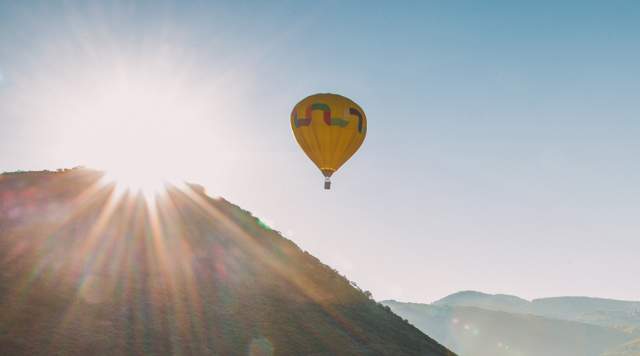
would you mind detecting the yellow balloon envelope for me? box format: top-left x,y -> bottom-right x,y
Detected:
291,93 -> 367,189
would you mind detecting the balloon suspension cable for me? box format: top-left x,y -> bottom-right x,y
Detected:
324,177 -> 331,190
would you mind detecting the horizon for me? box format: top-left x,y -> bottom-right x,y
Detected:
1,0 -> 639,304
384,290 -> 640,304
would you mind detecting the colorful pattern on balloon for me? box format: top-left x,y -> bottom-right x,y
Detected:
293,102 -> 365,133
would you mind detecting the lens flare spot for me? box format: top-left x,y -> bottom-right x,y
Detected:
248,337 -> 273,356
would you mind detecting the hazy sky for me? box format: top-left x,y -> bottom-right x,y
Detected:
1,0 -> 639,303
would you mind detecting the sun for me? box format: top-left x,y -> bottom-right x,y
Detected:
52,57 -> 220,198
96,134 -> 188,199
20,47 -> 234,195
102,165 -> 169,197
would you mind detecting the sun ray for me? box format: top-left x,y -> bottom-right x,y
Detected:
173,185 -> 364,340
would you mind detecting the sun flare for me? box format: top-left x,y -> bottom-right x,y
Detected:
47,59 -> 224,198
98,151 -> 192,204
102,166 -> 169,197
12,40 -> 239,192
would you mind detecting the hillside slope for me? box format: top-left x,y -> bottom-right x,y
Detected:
0,169 -> 454,356
383,300 -> 636,356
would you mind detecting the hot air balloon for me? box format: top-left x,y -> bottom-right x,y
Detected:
291,93 -> 367,189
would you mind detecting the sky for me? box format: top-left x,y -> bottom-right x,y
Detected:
1,0 -> 639,303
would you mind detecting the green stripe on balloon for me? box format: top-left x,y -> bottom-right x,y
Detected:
311,103 -> 330,111
330,118 -> 349,127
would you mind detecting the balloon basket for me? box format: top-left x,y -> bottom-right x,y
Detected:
324,177 -> 331,190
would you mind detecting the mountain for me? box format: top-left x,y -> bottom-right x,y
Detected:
433,291 -> 640,330
0,169 -> 455,356
530,297 -> 640,329
433,291 -> 530,314
384,291 -> 640,356
383,300 -> 637,356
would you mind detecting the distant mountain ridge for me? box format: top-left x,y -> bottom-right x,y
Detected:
383,300 -> 635,356
433,291 -> 530,314
383,291 -> 640,356
433,290 -> 640,328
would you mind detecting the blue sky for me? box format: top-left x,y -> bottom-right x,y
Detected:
1,0 -> 639,302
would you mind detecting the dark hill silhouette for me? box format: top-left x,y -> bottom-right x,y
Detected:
0,169 -> 454,356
